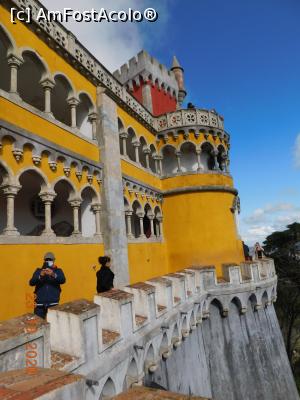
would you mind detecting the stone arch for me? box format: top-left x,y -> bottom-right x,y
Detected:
123,357 -> 139,389
0,23 -> 17,53
0,161 -> 15,234
18,49 -> 48,111
52,178 -> 76,237
171,323 -> 181,348
217,144 -> 227,171
149,144 -> 157,173
80,186 -> 98,237
139,136 -> 148,168
15,169 -> 48,235
126,127 -> 137,162
51,73 -> 75,126
124,196 -> 130,212
209,298 -> 224,316
0,160 -> 14,185
153,205 -> 162,237
145,343 -> 155,364
99,377 -> 116,400
230,296 -> 243,312
77,92 -> 95,139
0,24 -> 17,92
180,141 -> 197,172
200,141 -> 215,171
118,118 -> 126,155
131,199 -> 142,238
15,166 -> 48,188
261,290 -> 269,306
161,144 -> 177,176
190,310 -> 196,329
143,202 -> 152,238
248,293 -> 258,309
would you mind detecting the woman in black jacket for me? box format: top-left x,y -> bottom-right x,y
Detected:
96,256 -> 115,293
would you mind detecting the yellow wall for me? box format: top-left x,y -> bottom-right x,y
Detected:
0,243 -> 104,320
0,98 -> 100,164
163,190 -> 244,276
128,242 -> 169,283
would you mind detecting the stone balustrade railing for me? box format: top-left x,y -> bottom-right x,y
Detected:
155,109 -> 225,133
0,258 -> 277,399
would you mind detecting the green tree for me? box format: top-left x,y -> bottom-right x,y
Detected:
264,223 -> 300,380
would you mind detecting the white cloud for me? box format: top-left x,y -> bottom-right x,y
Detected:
41,0 -> 169,71
241,202 -> 300,245
294,133 -> 300,168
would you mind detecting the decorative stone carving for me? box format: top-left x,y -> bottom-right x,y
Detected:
12,148 -> 23,161
32,155 -> 42,166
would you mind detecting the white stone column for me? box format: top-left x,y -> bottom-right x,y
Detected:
120,132 -> 128,156
133,141 -> 140,163
69,198 -> 82,236
157,216 -> 163,238
39,191 -> 56,236
1,184 -> 21,236
7,54 -> 23,95
148,213 -> 155,238
175,151 -> 182,173
125,211 -> 134,239
137,212 -> 145,238
96,86 -> 129,286
196,149 -> 204,172
40,78 -> 55,115
144,148 -> 151,169
88,112 -> 98,140
212,149 -> 220,171
67,97 -> 80,128
91,203 -> 102,239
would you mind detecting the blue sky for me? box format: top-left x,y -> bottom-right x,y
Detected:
43,0 -> 300,244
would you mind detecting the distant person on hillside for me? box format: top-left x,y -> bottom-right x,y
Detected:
254,242 -> 264,259
242,241 -> 250,260
96,256 -> 115,293
29,252 -> 66,319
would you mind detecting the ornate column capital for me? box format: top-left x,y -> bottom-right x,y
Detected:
137,212 -> 145,219
7,54 -> 23,68
40,77 -> 55,90
133,141 -> 140,148
143,147 -> 151,155
1,184 -> 21,196
125,210 -> 133,216
67,96 -> 80,107
39,190 -> 56,203
91,203 -> 101,213
69,198 -> 82,208
147,213 -> 155,220
120,132 -> 128,140
87,112 -> 98,123
175,151 -> 182,157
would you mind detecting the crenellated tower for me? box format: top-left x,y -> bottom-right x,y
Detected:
113,50 -> 186,115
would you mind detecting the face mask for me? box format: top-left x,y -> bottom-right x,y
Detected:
46,261 -> 54,267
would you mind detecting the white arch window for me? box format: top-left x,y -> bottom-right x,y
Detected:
161,145 -> 177,175
80,186 -> 97,237
18,51 -> 46,112
126,128 -> 137,162
0,27 -> 13,92
76,93 -> 95,139
180,142 -> 198,172
200,142 -> 215,171
51,74 -> 73,126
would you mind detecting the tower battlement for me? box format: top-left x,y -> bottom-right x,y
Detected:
114,50 -> 178,96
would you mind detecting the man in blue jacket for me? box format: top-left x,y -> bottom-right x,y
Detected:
29,252 -> 66,319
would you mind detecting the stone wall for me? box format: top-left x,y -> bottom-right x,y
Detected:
0,258 -> 298,400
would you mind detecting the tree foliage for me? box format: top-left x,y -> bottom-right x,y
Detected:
263,223 -> 300,374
